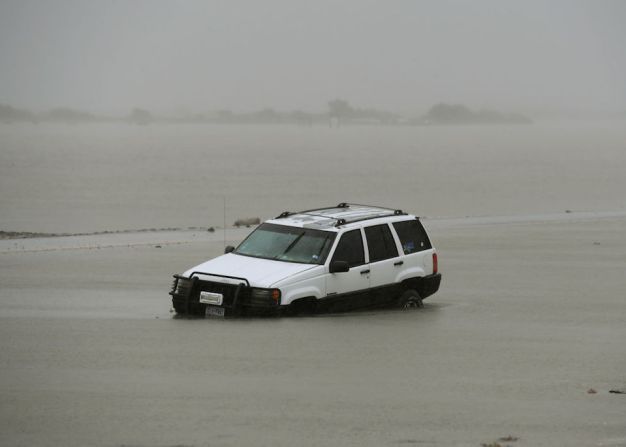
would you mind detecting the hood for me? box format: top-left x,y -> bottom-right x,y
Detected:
183,253 -> 317,288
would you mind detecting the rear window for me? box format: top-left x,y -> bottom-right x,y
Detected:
393,219 -> 432,254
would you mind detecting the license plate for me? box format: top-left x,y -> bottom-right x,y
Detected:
199,291 -> 223,305
205,306 -> 225,318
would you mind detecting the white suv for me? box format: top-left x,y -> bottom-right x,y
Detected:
170,203 -> 441,317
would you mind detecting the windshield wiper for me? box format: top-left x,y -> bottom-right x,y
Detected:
278,232 -> 305,257
314,234 -> 331,259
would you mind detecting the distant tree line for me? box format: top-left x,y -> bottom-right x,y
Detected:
1,101 -> 532,126
43,108 -> 97,123
328,99 -> 399,126
0,103 -> 37,123
0,103 -> 153,125
417,103 -> 532,125
0,103 -> 104,124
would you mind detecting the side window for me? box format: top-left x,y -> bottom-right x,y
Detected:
365,224 -> 399,263
331,230 -> 365,267
393,220 -> 432,254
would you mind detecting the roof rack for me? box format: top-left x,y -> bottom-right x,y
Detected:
336,202 -> 404,213
333,210 -> 406,227
275,204 -> 344,219
275,202 -> 407,227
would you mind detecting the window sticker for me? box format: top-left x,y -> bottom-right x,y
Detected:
403,241 -> 415,254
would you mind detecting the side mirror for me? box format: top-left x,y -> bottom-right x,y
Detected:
224,245 -> 235,254
329,260 -> 349,273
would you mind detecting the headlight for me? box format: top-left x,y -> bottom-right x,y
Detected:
250,288 -> 281,304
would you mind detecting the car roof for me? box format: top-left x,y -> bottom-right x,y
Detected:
264,203 -> 417,231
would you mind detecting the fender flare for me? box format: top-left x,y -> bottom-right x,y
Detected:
394,266 -> 426,285
281,285 -> 323,306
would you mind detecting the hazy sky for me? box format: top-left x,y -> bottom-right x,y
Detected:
1,0 -> 625,114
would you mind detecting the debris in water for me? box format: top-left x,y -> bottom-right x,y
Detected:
155,245 -> 162,248
587,388 -> 597,394
234,217 -> 261,228
499,435 -> 519,442
609,389 -> 625,394
207,227 -> 215,232
593,241 -> 601,245
565,209 -> 572,213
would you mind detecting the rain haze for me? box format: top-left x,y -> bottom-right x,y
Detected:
1,2 -> 626,447
1,0 -> 625,114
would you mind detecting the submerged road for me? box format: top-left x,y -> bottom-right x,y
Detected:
3,209 -> 626,254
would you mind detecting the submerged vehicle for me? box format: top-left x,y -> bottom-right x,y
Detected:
170,203 -> 441,317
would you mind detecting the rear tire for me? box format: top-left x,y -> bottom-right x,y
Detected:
396,289 -> 423,310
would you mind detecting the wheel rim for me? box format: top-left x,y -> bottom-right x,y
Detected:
402,299 -> 421,310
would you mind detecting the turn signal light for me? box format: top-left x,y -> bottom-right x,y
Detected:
271,288 -> 281,303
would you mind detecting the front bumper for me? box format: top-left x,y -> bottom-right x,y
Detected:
169,274 -> 279,316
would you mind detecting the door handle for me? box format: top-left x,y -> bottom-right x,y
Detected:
360,269 -> 370,275
394,261 -> 404,266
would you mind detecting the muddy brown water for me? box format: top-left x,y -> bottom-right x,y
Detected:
2,121 -> 626,234
1,217 -> 626,446
2,122 -> 626,446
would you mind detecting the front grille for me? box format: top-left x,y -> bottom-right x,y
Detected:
170,274 -> 277,316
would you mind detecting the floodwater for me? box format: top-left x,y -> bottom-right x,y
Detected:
1,122 -> 626,446
1,121 -> 626,233
1,219 -> 626,447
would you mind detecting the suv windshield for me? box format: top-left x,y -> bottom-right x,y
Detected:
235,223 -> 336,265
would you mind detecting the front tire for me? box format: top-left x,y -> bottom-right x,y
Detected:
286,298 -> 318,316
396,289 -> 423,310
172,299 -> 205,316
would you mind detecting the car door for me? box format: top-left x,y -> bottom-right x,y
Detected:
364,223 -> 402,305
325,229 -> 370,310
